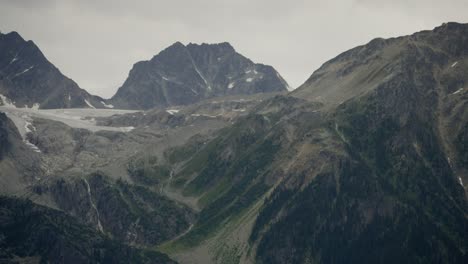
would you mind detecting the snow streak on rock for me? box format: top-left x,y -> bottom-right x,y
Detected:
83,178 -> 104,232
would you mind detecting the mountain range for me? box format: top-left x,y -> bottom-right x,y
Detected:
0,22 -> 467,264
0,32 -> 288,110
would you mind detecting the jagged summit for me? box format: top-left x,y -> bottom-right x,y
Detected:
109,41 -> 288,109
186,42 -> 236,53
3,31 -> 24,41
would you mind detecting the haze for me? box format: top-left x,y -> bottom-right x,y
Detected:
1,0 -> 467,98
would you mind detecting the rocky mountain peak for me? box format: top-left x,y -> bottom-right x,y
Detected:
153,41 -> 187,59
109,41 -> 288,109
186,42 -> 236,54
2,31 -> 24,42
0,31 -> 104,109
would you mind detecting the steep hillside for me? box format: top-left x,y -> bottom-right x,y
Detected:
30,171 -> 196,247
0,112 -> 43,194
109,42 -> 288,109
252,22 -> 468,264
158,23 -> 468,264
292,21 -> 468,186
0,196 -> 175,264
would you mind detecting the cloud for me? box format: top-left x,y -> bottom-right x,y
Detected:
0,0 -> 467,97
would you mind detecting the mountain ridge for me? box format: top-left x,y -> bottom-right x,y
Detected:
0,31 -> 106,109
109,41 -> 289,109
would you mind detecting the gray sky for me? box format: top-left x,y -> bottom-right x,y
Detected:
1,0 -> 467,98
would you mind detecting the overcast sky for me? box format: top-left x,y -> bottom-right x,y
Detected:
1,0 -> 467,98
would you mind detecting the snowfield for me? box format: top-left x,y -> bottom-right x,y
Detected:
0,106 -> 139,135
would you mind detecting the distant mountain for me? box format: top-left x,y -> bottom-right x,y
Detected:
0,31 -> 105,109
109,42 -> 289,109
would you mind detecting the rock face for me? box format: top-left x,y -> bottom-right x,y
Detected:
0,113 -> 12,160
109,42 -> 289,109
0,31 -> 104,109
35,172 -> 196,247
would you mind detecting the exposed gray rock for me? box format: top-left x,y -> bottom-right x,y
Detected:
109,42 -> 288,109
0,31 -> 104,109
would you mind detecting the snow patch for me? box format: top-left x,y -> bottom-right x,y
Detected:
0,107 -> 139,134
9,54 -> 18,65
24,120 -> 36,134
100,101 -> 114,108
451,61 -> 458,67
246,69 -> 259,75
192,62 -> 211,90
452,88 -> 463,95
232,108 -> 246,112
191,113 -> 220,118
24,140 -> 41,153
459,177 -> 464,187
22,118 -> 41,153
0,94 -> 16,108
119,126 -> 135,132
228,82 -> 235,89
31,103 -> 40,110
217,57 -> 221,61
191,88 -> 199,95
84,99 -> 96,109
162,76 -> 170,81
68,94 -> 71,101
166,109 -> 180,115
12,66 -> 34,78
246,78 -> 254,82
23,103 -> 40,110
